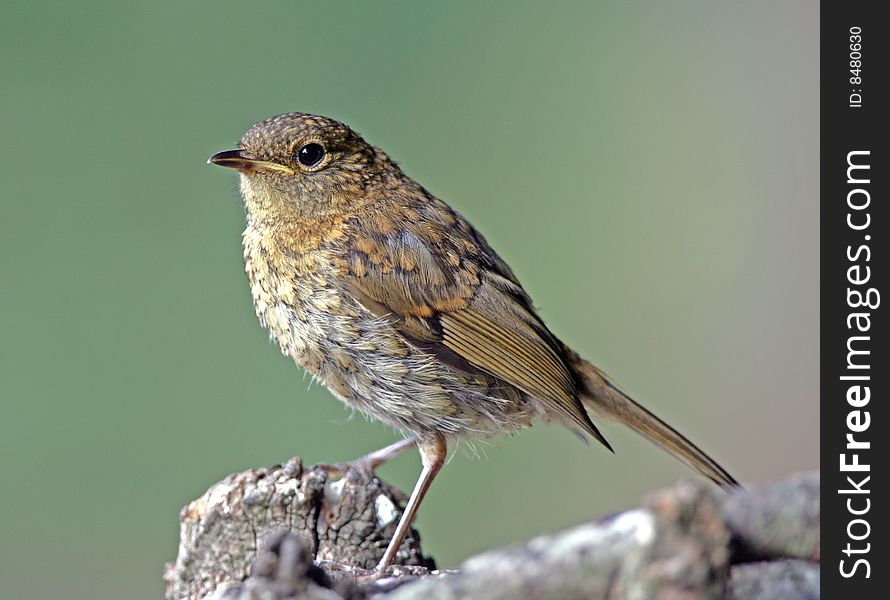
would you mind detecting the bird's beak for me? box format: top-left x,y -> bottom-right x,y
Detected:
207,149 -> 294,175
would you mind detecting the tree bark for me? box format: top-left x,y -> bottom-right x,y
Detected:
163,458 -> 433,600
165,462 -> 819,600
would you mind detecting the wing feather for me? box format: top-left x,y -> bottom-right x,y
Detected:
341,200 -> 607,444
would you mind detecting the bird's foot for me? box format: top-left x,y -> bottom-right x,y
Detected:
317,457 -> 377,479
353,567 -> 386,583
317,436 -> 418,480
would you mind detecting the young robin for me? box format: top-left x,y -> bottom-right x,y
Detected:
208,112 -> 738,573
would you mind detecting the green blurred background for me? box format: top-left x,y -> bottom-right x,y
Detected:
1,2 -> 817,598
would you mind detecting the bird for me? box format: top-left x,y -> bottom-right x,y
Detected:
208,112 -> 738,574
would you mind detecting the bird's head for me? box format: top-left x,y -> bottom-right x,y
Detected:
209,112 -> 392,221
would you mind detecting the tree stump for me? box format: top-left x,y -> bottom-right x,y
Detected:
165,460 -> 819,600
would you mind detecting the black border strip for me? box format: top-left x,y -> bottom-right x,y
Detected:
821,1 -> 887,595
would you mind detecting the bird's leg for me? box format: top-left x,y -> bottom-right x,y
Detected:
375,433 -> 446,572
320,435 -> 418,478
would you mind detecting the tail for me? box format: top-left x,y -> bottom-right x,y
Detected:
567,350 -> 739,488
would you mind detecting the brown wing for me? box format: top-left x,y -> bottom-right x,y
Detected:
341,198 -> 608,446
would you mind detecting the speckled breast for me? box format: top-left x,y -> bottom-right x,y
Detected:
241,223 -> 539,437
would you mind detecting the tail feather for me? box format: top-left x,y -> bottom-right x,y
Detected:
569,352 -> 739,488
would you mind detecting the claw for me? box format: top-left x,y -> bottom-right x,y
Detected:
317,436 -> 418,479
317,458 -> 376,479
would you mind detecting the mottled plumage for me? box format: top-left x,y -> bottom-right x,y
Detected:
209,112 -> 738,574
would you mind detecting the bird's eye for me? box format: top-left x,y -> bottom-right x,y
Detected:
297,143 -> 325,167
